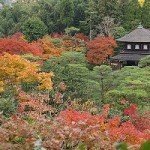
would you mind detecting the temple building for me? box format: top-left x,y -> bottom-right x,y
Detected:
111,25 -> 150,68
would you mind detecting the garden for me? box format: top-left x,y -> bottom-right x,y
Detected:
0,0 -> 150,150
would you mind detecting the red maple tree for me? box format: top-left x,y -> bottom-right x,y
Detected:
0,36 -> 43,56
86,36 -> 117,65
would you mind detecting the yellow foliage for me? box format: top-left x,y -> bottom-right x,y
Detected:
0,81 -> 4,92
138,0 -> 145,7
37,72 -> 54,90
0,53 -> 54,92
68,99 -> 98,114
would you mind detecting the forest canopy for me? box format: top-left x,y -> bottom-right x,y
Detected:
0,0 -> 150,39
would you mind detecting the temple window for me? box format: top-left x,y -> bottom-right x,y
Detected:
127,44 -> 131,49
143,44 -> 148,50
135,44 -> 140,50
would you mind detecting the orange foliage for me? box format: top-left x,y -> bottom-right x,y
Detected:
0,53 -> 53,92
10,32 -> 25,41
75,33 -> 89,42
86,36 -> 117,65
37,36 -> 63,59
63,39 -> 75,50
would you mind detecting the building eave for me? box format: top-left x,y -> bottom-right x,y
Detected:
110,54 -> 149,62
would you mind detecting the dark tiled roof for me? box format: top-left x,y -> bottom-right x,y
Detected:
117,26 -> 150,43
120,50 -> 150,55
111,53 -> 149,61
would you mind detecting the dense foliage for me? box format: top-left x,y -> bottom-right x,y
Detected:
0,1 -> 149,149
0,31 -> 149,150
106,66 -> 150,106
0,102 -> 149,150
0,0 -> 150,38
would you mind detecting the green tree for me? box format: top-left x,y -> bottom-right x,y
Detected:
37,0 -> 62,34
0,2 -> 37,37
42,51 -> 100,101
65,26 -> 80,36
93,65 -> 112,104
112,26 -> 127,39
22,17 -> 48,41
120,0 -> 150,31
72,0 -> 86,27
59,0 -> 74,27
0,6 -> 15,37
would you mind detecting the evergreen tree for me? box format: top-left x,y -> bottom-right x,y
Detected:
59,0 -> 75,27
22,17 -> 48,42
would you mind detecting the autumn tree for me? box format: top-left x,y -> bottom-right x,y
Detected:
86,36 -> 117,65
0,53 -> 53,94
37,36 -> 63,59
0,36 -> 43,56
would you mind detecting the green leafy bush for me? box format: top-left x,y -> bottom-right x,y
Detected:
106,66 -> 150,106
51,38 -> 63,48
65,26 -> 80,36
138,55 -> 150,68
116,140 -> 150,150
0,97 -> 17,116
21,54 -> 41,62
22,17 -> 48,42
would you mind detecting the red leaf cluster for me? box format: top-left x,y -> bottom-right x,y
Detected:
55,108 -> 150,147
124,104 -> 137,116
0,104 -> 149,149
10,32 -> 24,40
57,109 -> 105,126
0,37 -> 43,56
86,36 -> 117,65
17,91 -> 53,114
124,104 -> 150,132
51,32 -> 64,38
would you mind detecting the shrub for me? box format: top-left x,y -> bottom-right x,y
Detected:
0,97 -> 17,116
37,36 -> 63,59
65,26 -> 80,36
50,38 -> 63,48
138,55 -> 150,68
